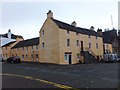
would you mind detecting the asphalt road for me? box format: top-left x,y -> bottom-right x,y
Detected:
1,62 -> 120,89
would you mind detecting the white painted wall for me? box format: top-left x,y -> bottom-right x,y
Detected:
0,37 -> 16,46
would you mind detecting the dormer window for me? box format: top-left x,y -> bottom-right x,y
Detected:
42,42 -> 44,48
89,43 -> 91,48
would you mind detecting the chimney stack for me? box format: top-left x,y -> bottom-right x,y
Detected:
71,21 -> 76,27
90,26 -> 95,31
8,29 -> 11,39
97,28 -> 103,36
47,10 -> 53,18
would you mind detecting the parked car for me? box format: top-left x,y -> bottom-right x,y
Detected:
7,56 -> 21,63
104,53 -> 119,63
116,55 -> 120,62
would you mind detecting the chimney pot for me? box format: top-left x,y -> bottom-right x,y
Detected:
90,26 -> 94,30
71,21 -> 76,27
47,10 -> 53,18
97,28 -> 103,36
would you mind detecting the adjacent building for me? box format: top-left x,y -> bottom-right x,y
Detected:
1,29 -> 23,60
102,29 -> 118,54
0,29 -> 23,46
1,11 -> 118,64
11,37 -> 39,62
39,10 -> 103,64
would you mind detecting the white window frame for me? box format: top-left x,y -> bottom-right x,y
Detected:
96,43 -> 98,49
89,43 -> 91,48
64,54 -> 68,61
42,42 -> 44,49
77,40 -> 79,47
22,55 -> 24,61
36,54 -> 38,61
67,39 -> 70,47
64,53 -> 71,62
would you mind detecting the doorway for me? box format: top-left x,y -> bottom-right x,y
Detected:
65,52 -> 72,64
69,54 -> 72,64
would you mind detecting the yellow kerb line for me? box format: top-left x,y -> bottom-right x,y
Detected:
1,73 -> 80,90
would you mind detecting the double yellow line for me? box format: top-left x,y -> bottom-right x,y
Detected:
0,73 -> 80,90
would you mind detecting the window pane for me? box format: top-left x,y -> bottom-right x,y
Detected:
96,43 -> 98,49
77,40 -> 79,46
42,30 -> 44,36
64,54 -> 67,60
89,43 -> 91,48
67,39 -> 70,46
42,42 -> 44,48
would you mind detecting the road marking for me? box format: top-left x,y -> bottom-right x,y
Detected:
1,73 -> 80,90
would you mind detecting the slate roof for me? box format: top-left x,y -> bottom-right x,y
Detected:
103,29 -> 117,44
12,37 -> 39,49
52,18 -> 101,37
0,33 -> 23,39
2,41 -> 16,47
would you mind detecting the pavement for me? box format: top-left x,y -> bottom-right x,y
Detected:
1,62 -> 120,89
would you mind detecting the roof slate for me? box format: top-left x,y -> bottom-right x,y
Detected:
52,18 -> 101,37
12,37 -> 39,49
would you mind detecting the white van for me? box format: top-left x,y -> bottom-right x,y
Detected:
104,53 -> 119,62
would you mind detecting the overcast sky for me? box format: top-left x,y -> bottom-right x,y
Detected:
0,0 -> 119,39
